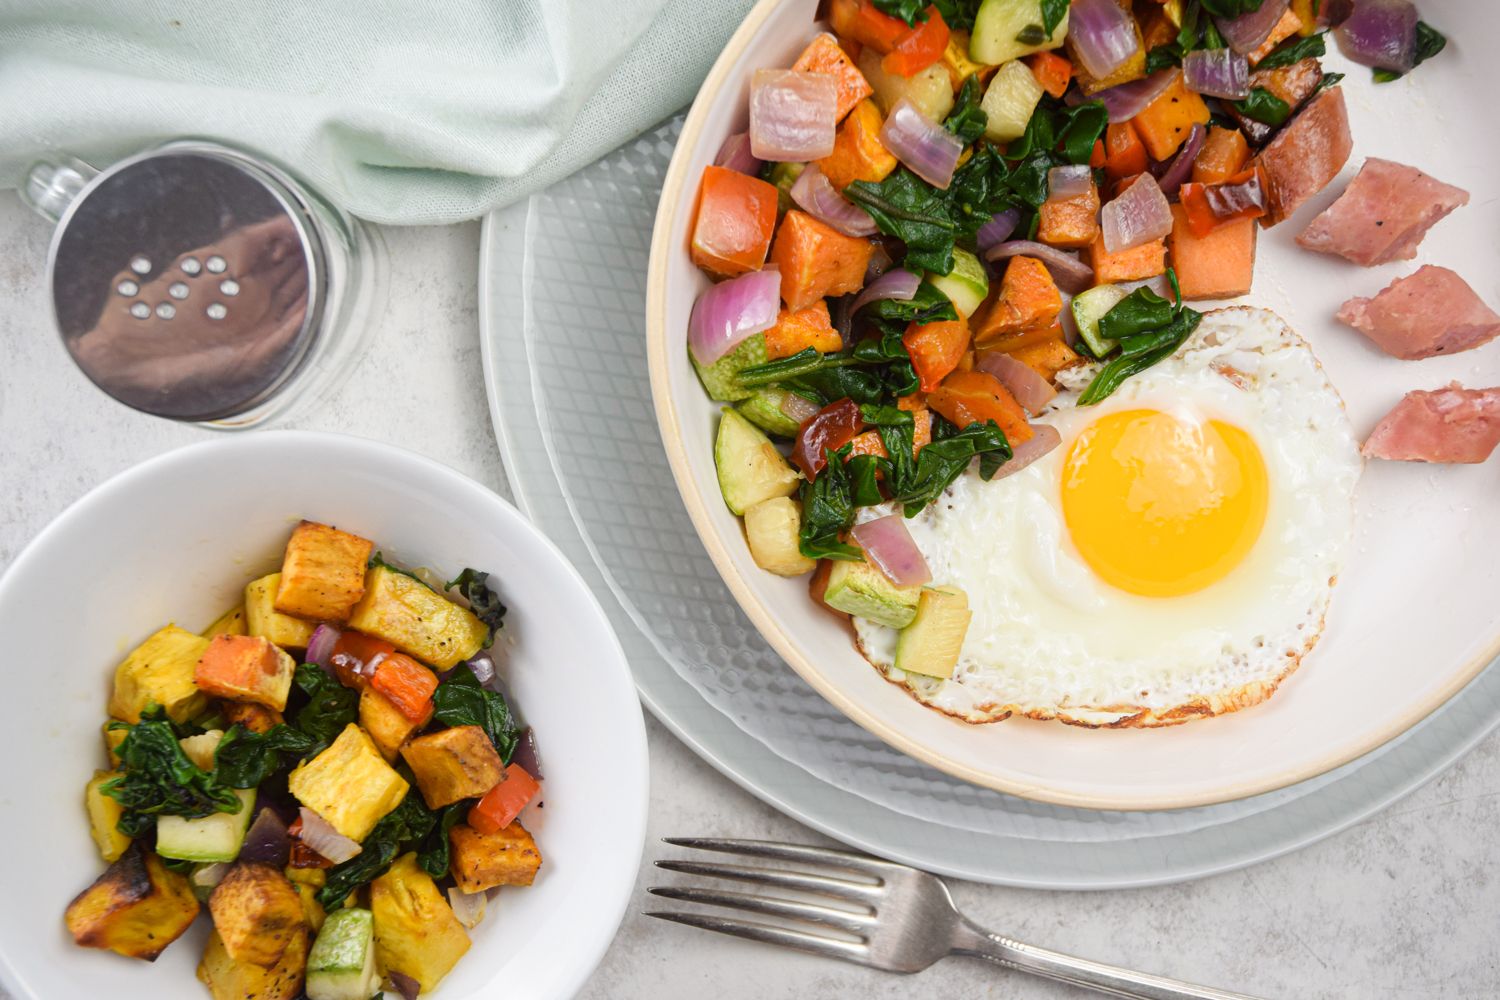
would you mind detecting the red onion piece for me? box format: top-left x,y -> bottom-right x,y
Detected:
389,972 -> 421,1000
511,727 -> 545,781
238,808 -> 291,867
305,624 -> 340,668
985,242 -> 1094,294
779,391 -> 822,425
864,241 -> 894,283
1068,0 -> 1142,79
464,651 -> 496,685
1182,48 -> 1250,100
1318,0 -> 1355,28
850,267 -> 920,313
1074,70 -> 1177,123
447,887 -> 487,929
1047,165 -> 1094,201
714,132 -> 762,176
688,269 -> 781,365
1217,0 -> 1291,54
1334,0 -> 1417,72
977,209 -> 1021,253
851,514 -> 932,588
750,69 -> 838,161
975,351 -> 1058,413
879,98 -> 964,190
992,424 -> 1063,479
1102,174 -> 1172,253
297,807 -> 361,865
790,164 -> 878,237
1153,123 -> 1207,197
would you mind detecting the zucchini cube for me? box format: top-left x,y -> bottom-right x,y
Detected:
108,624 -> 211,724
274,521 -> 374,623
288,724 -> 409,842
400,725 -> 504,809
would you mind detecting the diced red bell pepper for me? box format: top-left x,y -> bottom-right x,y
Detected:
792,398 -> 865,479
328,630 -> 396,689
468,763 -> 542,835
882,6 -> 948,77
829,0 -> 909,54
903,318 -> 971,393
369,653 -> 439,725
286,818 -> 334,869
1179,168 -> 1268,238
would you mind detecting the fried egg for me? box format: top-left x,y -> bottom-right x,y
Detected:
854,307 -> 1363,727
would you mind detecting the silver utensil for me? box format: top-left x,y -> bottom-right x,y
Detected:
648,838 -> 1264,1000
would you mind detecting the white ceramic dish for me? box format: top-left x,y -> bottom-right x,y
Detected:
0,431 -> 648,1000
647,0 -> 1500,810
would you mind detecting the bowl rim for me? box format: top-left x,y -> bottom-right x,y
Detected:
643,0 -> 1500,811
0,429 -> 649,1000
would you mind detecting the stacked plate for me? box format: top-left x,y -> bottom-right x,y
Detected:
478,116 -> 1500,889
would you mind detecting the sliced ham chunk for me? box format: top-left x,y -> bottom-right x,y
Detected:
1297,159 -> 1470,265
1254,86 -> 1352,227
1337,266 -> 1500,360
1363,384 -> 1500,464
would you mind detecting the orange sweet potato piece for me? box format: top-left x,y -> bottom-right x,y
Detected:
1167,204 -> 1257,301
1248,8 -> 1304,65
1132,71 -> 1211,161
1192,126 -> 1250,185
903,318 -> 971,392
846,408 -> 933,463
970,256 -> 1062,348
1027,51 -> 1073,98
829,0 -> 909,54
927,371 -> 1034,444
1088,233 -> 1166,283
194,635 -> 296,712
764,301 -> 843,359
817,100 -> 897,191
1007,328 -> 1085,382
690,165 -> 779,278
1038,182 -> 1101,250
1104,121 -> 1148,181
769,210 -> 874,312
793,32 -> 875,121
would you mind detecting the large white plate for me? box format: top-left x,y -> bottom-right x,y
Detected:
645,0 -> 1500,809
0,432 -> 648,1000
476,123 -> 1500,886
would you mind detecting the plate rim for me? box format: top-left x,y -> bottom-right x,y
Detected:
640,0 -> 1500,811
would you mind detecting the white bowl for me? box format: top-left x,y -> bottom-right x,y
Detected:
647,0 -> 1500,809
0,431 -> 647,999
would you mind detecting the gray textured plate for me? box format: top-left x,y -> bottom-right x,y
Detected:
476,116 -> 1500,888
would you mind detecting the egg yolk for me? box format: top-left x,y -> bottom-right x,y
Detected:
1061,409 -> 1269,597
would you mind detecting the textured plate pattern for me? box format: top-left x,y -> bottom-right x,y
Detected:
479,116 -> 1500,886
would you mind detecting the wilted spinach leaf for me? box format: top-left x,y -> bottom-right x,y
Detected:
432,665 -> 521,762
845,169 -> 957,275
944,76 -> 988,144
798,445 -> 863,561
292,663 -> 358,754
418,803 -> 467,879
1231,87 -> 1291,126
445,568 -> 508,648
102,711 -> 242,836
213,723 -> 319,788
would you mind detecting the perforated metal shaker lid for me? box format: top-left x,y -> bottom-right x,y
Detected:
35,142 -> 328,421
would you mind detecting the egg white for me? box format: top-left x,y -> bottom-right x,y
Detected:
854,307 -> 1363,727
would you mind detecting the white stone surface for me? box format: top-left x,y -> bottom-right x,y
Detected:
1,194 -> 1496,999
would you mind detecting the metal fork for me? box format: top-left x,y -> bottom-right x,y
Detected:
647,839 -> 1265,1000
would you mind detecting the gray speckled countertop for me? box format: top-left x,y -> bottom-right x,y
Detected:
2,194 -> 1495,1000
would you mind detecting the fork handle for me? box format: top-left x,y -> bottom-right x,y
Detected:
953,920 -> 1266,1000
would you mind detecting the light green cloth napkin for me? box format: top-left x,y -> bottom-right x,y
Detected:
0,0 -> 756,224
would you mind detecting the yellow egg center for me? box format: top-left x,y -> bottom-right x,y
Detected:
1061,409 -> 1269,598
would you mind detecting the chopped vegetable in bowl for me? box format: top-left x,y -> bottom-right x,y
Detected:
64,520 -> 543,1000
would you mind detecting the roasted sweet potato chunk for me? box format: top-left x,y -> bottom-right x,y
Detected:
449,821 -> 543,893
274,521 -> 374,623
195,634 -> 297,711
208,861 -> 306,968
401,725 -> 505,809
197,926 -> 307,1000
65,843 -> 200,961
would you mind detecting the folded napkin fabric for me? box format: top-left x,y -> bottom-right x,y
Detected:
0,0 -> 755,224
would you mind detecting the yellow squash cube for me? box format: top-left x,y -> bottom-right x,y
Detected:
400,725 -> 504,809
274,521 -> 374,623
359,687 -> 420,763
103,722 -> 127,767
65,843 -> 200,960
370,853 -> 470,994
85,770 -> 131,863
449,821 -> 542,892
208,861 -> 306,967
201,605 -> 247,638
287,724 -> 408,841
108,624 -> 211,724
245,574 -> 317,651
346,566 -> 488,670
198,927 -> 308,1000
194,634 -> 297,711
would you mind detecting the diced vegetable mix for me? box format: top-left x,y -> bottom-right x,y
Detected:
687,0 -> 1439,672
66,520 -> 542,999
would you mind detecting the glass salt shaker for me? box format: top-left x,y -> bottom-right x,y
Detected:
20,139 -> 386,428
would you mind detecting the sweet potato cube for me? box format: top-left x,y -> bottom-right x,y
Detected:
764,300 -> 843,359
288,723 -> 409,841
401,725 -> 505,809
370,854 -> 470,995
690,165 -> 780,278
1168,204 -> 1257,300
846,408 -> 932,466
195,634 -> 297,711
65,843 -> 200,960
1089,233 -> 1167,283
273,521 -> 373,623
1193,126 -> 1250,185
360,686 -> 421,762
197,926 -> 307,1000
1007,329 -> 1085,382
1132,71 -> 1211,161
346,565 -> 488,671
928,371 -> 1034,444
449,822 -> 543,892
109,624 -> 211,724
817,99 -> 898,191
793,32 -> 874,121
971,256 -> 1062,348
245,574 -> 317,651
1248,8 -> 1304,65
768,210 -> 874,312
208,861 -> 306,968
1037,183 -> 1101,249
222,701 -> 284,734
